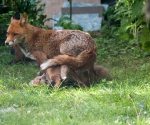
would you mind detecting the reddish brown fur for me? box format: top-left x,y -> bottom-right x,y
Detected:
6,13 -> 97,64
6,12 -> 97,87
29,65 -> 87,88
45,65 -> 87,88
45,66 -> 62,88
94,65 -> 112,81
29,74 -> 45,87
47,49 -> 97,70
30,65 -> 112,88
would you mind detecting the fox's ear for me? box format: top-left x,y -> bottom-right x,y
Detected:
20,12 -> 28,26
13,12 -> 20,20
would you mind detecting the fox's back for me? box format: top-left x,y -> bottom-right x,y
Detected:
27,29 -> 96,58
47,30 -> 97,56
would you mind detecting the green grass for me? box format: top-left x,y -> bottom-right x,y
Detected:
0,44 -> 150,125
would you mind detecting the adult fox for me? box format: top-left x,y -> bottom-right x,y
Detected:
5,12 -> 97,83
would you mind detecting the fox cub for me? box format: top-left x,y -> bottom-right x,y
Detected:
29,65 -> 112,88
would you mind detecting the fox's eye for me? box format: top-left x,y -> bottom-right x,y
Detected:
14,33 -> 18,36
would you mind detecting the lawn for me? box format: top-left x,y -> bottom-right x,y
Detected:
0,37 -> 150,125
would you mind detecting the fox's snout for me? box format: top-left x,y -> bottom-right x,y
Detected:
5,42 -> 9,46
5,40 -> 14,46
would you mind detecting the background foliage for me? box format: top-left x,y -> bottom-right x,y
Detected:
114,0 -> 150,52
55,0 -> 83,30
55,15 -> 83,30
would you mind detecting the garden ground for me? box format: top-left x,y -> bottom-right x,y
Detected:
0,34 -> 150,125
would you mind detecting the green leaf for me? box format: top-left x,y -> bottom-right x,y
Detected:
70,23 -> 83,30
121,18 -> 129,26
59,15 -> 70,22
119,22 -> 132,32
120,33 -> 129,39
142,41 -> 150,51
62,22 -> 71,29
132,0 -> 143,17
141,26 -> 150,51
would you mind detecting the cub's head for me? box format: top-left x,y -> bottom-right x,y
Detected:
5,12 -> 28,46
29,74 -> 46,87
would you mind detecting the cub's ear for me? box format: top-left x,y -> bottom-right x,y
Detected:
12,12 -> 20,20
20,12 -> 28,26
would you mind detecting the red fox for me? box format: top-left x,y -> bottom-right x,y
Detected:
29,65 -> 112,88
5,12 -> 97,85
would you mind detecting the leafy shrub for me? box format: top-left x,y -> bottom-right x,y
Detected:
115,0 -> 150,51
0,11 -> 14,46
55,0 -> 83,30
55,15 -> 83,30
97,4 -> 150,59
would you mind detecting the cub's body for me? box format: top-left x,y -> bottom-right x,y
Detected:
30,65 -> 112,88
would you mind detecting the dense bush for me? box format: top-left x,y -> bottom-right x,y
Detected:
115,0 -> 150,51
0,11 -> 14,46
98,0 -> 150,59
97,1 -> 150,59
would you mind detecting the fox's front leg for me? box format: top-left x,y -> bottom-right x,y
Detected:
32,51 -> 48,64
8,44 -> 25,64
32,51 -> 48,75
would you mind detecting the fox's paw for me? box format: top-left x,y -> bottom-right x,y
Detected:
61,76 -> 67,80
40,60 -> 52,70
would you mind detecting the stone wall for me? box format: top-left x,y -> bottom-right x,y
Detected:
40,0 -> 101,27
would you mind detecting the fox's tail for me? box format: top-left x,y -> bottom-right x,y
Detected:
40,49 -> 97,71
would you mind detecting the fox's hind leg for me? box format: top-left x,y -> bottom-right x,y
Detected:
60,65 -> 87,88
